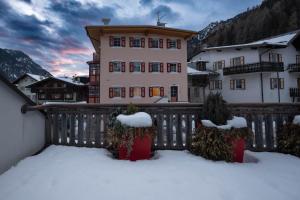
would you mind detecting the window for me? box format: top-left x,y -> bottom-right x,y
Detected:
230,79 -> 245,90
269,53 -> 282,63
149,62 -> 161,72
209,80 -> 222,90
109,87 -> 125,98
296,55 -> 300,64
130,87 -> 145,97
150,38 -> 159,48
170,63 -> 177,72
52,93 -> 62,100
113,37 -> 121,47
167,63 -> 181,73
230,56 -> 245,66
194,88 -> 200,97
270,78 -> 284,89
65,93 -> 73,100
109,61 -> 125,72
213,60 -> 225,71
149,87 -> 164,97
109,36 -> 125,47
130,62 -> 141,72
129,37 -> 144,48
167,39 -> 181,49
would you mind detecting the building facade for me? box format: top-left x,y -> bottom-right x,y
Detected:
27,77 -> 88,104
190,30 -> 300,103
85,25 -> 197,104
13,73 -> 46,102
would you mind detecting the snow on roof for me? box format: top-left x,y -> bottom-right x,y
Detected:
187,67 -> 210,75
55,77 -> 85,85
27,73 -> 46,81
204,31 -> 299,51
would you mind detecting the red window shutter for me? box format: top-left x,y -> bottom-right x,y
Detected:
178,63 -> 181,72
167,39 -> 170,49
177,39 -> 181,49
109,88 -> 113,98
160,63 -> 164,72
121,87 -> 126,98
109,62 -> 113,72
149,63 -> 152,72
149,87 -> 153,97
130,62 -> 134,72
121,62 -> 126,72
160,87 -> 164,97
129,87 -> 134,97
141,38 -> 145,48
141,62 -> 145,72
121,37 -> 126,47
148,38 -> 152,48
159,39 -> 163,48
129,37 -> 133,47
141,87 -> 145,97
109,36 -> 114,47
167,63 -> 171,72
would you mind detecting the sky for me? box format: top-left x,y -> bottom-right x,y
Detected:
0,0 -> 262,76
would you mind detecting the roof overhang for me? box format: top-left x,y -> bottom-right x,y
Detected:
85,25 -> 197,52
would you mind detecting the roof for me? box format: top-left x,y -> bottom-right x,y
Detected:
13,73 -> 47,84
203,30 -> 300,51
85,25 -> 197,52
26,76 -> 87,88
187,67 -> 210,75
0,72 -> 36,106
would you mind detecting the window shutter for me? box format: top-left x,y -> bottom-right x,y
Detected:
213,63 -> 216,71
129,37 -> 133,47
230,58 -> 233,66
160,63 -> 164,72
129,62 -> 134,72
160,87 -> 164,97
141,38 -> 145,48
270,79 -> 274,89
129,87 -> 134,97
149,63 -> 152,72
121,62 -> 126,72
178,63 -> 181,73
141,62 -> 145,72
167,63 -> 171,72
148,38 -> 152,48
222,60 -> 225,68
121,87 -> 126,98
159,39 -> 163,48
241,79 -> 245,89
109,62 -> 113,72
109,36 -> 114,47
241,56 -> 245,65
280,78 -> 284,89
167,39 -> 170,49
279,54 -> 283,63
230,80 -> 235,90
121,37 -> 126,47
109,88 -> 113,98
149,87 -> 153,97
177,39 -> 181,49
141,87 -> 145,97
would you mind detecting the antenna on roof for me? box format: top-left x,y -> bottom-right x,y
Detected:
156,11 -> 167,27
102,18 -> 111,25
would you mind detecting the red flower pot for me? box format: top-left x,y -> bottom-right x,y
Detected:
119,131 -> 152,161
231,138 -> 245,163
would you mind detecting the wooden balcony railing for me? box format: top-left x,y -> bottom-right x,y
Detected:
223,62 -> 284,75
288,64 -> 300,72
290,88 -> 300,102
23,103 -> 300,152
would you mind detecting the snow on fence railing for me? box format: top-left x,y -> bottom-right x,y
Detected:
24,103 -> 300,151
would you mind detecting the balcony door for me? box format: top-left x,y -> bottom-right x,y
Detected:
170,86 -> 178,102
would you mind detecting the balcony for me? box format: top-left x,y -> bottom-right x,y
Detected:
290,88 -> 300,102
288,64 -> 300,72
223,62 -> 284,75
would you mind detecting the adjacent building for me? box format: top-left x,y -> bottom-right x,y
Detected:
26,77 -> 88,104
85,25 -> 197,104
13,73 -> 46,102
190,30 -> 300,103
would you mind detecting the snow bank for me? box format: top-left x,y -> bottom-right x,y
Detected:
201,116 -> 247,130
117,112 -> 152,127
0,145 -> 299,200
293,115 -> 300,125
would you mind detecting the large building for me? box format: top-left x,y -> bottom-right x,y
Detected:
190,30 -> 300,103
85,25 -> 197,104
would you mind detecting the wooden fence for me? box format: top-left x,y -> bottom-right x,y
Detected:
24,103 -> 300,152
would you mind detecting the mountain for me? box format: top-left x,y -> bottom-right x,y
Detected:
0,48 -> 51,82
188,0 -> 300,59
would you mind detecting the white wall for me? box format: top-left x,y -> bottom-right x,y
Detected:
0,81 -> 45,174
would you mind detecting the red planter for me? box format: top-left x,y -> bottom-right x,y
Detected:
231,138 -> 245,163
119,133 -> 152,161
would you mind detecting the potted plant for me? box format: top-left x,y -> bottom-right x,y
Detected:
277,115 -> 300,158
107,104 -> 156,161
191,93 -> 251,162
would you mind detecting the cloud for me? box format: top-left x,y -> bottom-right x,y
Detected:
150,5 -> 180,22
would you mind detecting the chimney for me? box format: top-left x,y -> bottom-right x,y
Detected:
102,18 -> 111,25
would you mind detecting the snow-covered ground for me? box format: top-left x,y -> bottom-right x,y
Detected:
0,145 -> 299,200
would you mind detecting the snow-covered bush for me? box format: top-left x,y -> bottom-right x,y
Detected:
277,116 -> 300,157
